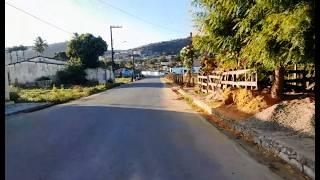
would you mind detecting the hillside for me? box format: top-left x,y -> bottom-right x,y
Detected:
5,37 -> 191,63
132,37 -> 191,57
5,42 -> 68,63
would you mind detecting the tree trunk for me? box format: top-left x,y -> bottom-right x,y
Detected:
187,69 -> 192,87
271,66 -> 285,99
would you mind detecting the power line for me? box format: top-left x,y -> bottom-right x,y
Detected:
96,0 -> 185,34
5,1 -> 73,35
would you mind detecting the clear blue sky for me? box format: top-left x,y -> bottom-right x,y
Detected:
5,0 -> 194,50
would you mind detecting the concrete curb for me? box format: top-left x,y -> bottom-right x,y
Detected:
175,87 -> 315,179
5,103 -> 55,116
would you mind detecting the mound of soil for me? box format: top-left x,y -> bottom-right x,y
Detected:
245,97 -> 315,137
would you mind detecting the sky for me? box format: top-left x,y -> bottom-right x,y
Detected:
5,0 -> 194,50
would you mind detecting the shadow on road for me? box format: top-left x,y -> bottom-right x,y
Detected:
6,105 -> 226,180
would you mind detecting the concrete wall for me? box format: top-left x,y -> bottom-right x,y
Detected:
141,71 -> 165,77
7,61 -> 66,85
5,66 -> 10,101
85,68 -> 114,84
6,56 -> 114,86
170,67 -> 200,74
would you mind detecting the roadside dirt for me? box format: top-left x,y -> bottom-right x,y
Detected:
162,79 -> 311,180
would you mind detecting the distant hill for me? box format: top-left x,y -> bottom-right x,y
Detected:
5,37 -> 191,63
132,37 -> 191,57
5,42 -> 68,63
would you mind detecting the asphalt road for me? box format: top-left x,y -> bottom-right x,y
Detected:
5,77 -> 282,180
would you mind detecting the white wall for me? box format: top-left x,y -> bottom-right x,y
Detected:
141,71 -> 165,77
6,56 -> 115,86
5,66 -> 10,101
85,68 -> 114,84
7,61 -> 66,85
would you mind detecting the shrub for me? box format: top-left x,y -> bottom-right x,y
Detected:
35,76 -> 51,81
85,80 -> 99,86
241,96 -> 268,113
221,88 -> 233,104
233,88 -> 254,108
9,91 -> 20,102
55,65 -> 87,85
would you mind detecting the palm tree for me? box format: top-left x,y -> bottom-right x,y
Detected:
33,36 -> 48,56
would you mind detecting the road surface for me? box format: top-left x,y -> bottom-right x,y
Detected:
5,77 -> 282,180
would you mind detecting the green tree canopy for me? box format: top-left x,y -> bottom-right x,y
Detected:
66,33 -> 108,68
192,0 -> 314,99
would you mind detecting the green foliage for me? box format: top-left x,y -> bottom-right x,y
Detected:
33,36 -> 48,55
115,77 -> 131,84
35,76 -> 51,81
180,45 -> 196,70
66,33 -> 108,68
53,52 -> 68,61
240,2 -> 314,69
10,84 -> 116,103
55,65 -> 87,85
192,0 -> 314,71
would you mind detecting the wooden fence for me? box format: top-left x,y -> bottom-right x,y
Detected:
171,65 -> 314,94
198,69 -> 258,93
173,74 -> 197,86
285,69 -> 315,91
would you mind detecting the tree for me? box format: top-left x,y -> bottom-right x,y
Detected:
180,45 -> 197,87
200,53 -> 217,75
192,0 -> 314,99
237,1 -> 314,99
54,52 -> 68,61
33,36 -> 48,56
66,33 -> 108,68
192,0 -> 251,70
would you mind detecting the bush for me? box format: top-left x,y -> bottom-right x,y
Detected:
221,88 -> 234,104
233,88 -> 254,108
9,91 -> 20,102
107,79 -> 114,83
55,65 -> 87,85
35,76 -> 51,81
219,87 -> 268,113
85,80 -> 99,86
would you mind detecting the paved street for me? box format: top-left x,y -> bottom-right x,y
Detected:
5,77 -> 282,180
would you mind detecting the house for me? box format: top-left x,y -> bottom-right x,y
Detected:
169,60 -> 201,74
115,68 -> 133,77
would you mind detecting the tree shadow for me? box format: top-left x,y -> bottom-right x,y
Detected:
5,105 -> 228,180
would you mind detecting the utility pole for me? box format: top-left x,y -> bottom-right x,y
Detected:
109,25 -> 122,80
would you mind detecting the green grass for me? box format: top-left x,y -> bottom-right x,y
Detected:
10,83 -> 120,103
